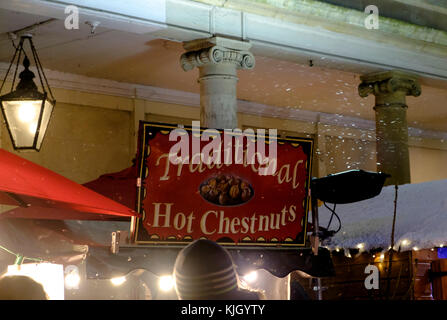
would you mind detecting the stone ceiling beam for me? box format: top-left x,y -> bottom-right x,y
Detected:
1,0 -> 447,84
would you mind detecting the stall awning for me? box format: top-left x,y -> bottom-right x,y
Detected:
86,245 -> 334,280
1,164 -> 138,220
0,148 -> 138,219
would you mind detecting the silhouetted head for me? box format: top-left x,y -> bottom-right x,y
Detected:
0,275 -> 48,300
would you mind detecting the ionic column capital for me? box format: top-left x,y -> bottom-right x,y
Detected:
358,70 -> 421,100
180,37 -> 255,72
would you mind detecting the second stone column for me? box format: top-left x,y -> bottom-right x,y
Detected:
180,37 -> 255,129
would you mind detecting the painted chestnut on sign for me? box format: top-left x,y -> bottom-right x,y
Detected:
200,174 -> 253,206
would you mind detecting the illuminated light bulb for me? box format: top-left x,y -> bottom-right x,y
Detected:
65,273 -> 80,290
356,243 -> 365,250
413,246 -> 419,251
401,239 -> 410,246
440,244 -> 444,248
379,253 -> 385,261
17,101 -> 39,123
335,248 -> 340,252
64,265 -> 80,290
158,275 -> 174,292
243,271 -> 258,283
110,276 -> 126,286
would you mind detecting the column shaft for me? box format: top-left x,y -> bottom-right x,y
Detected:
199,64 -> 238,129
358,70 -> 421,185
374,103 -> 410,185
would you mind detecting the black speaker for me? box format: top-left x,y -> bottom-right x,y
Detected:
311,170 -> 389,204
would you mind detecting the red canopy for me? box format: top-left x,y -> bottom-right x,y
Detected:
0,148 -> 138,219
83,165 -> 137,211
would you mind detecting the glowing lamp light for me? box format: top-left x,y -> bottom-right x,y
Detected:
64,272 -> 80,290
356,243 -> 365,250
0,35 -> 55,151
6,263 -> 64,300
401,239 -> 410,247
110,276 -> 126,286
64,265 -> 80,290
243,271 -> 258,283
158,275 -> 174,292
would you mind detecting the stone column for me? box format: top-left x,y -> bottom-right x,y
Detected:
180,37 -> 255,129
358,70 -> 421,185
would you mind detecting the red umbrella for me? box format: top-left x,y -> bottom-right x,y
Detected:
0,148 -> 139,219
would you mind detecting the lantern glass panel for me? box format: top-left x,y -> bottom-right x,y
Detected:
36,99 -> 54,149
2,99 -> 43,148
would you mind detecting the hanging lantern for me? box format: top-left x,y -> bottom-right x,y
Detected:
0,34 -> 55,151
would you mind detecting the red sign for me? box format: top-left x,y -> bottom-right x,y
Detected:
131,122 -> 313,247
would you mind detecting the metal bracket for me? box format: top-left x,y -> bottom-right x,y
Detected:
110,231 -> 120,254
110,230 -> 130,255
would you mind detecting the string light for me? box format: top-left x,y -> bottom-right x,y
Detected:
64,265 -> 81,290
243,270 -> 258,283
344,248 -> 352,258
110,276 -> 126,286
158,275 -> 174,292
401,239 -> 410,247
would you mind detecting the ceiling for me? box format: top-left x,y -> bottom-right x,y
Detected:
0,7 -> 446,132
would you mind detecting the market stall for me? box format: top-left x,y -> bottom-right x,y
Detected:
306,179 -> 447,300
0,148 -> 139,299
